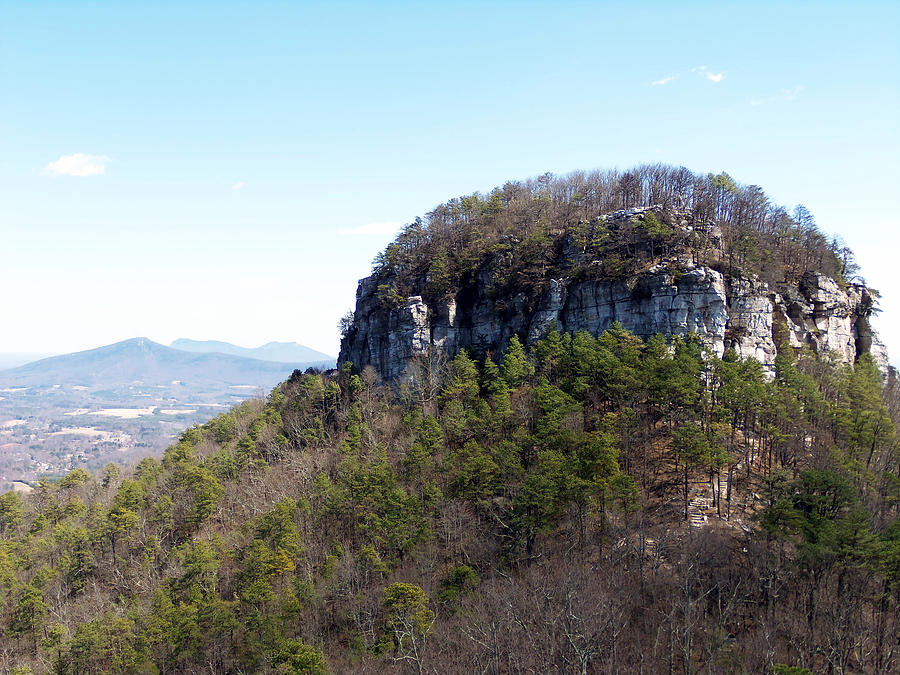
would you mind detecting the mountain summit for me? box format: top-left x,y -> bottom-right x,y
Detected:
340,167 -> 888,379
1,168 -> 898,675
170,338 -> 334,366
0,337 -> 313,388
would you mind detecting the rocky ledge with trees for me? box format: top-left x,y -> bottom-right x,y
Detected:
339,166 -> 888,381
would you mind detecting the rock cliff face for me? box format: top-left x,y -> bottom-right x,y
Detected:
339,208 -> 888,380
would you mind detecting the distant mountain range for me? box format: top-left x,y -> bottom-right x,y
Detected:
170,338 -> 334,365
0,337 -> 329,389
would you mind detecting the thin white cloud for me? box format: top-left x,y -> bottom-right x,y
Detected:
45,153 -> 111,177
231,181 -> 246,190
651,74 -> 679,86
750,85 -> 804,106
338,221 -> 402,236
653,66 -> 722,85
689,66 -> 724,82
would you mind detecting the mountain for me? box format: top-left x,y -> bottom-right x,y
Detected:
171,338 -> 334,366
0,338 -> 330,489
0,337 -> 315,389
1,167 -> 898,674
339,169 -> 888,380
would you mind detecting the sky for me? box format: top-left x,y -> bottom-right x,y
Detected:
1,1 -> 898,362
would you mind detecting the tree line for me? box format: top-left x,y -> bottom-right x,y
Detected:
363,165 -> 864,315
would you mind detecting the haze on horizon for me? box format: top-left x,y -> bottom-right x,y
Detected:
1,1 -> 898,362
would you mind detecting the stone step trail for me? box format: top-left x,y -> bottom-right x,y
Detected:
687,494 -> 708,529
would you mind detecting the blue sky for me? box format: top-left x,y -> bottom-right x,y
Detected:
1,1 -> 898,360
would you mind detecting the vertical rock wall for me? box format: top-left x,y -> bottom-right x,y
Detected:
339,264 -> 889,381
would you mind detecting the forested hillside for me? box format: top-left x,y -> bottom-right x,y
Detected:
1,325 -> 898,673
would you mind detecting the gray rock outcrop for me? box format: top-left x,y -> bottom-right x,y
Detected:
339,211 -> 888,381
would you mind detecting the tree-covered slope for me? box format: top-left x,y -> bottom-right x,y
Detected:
1,326 -> 898,674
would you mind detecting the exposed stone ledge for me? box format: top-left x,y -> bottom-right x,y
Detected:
340,229 -> 888,381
